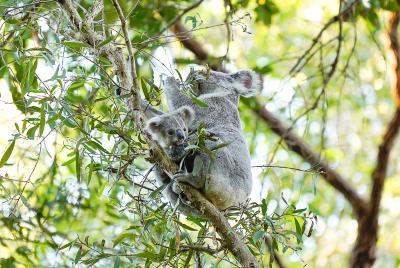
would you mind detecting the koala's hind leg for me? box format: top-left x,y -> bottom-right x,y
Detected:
173,154 -> 210,189
154,165 -> 171,186
170,182 -> 202,216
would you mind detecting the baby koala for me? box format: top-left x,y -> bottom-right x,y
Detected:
145,106 -> 199,214
145,106 -> 194,161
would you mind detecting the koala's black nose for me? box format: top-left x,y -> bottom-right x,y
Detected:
176,129 -> 185,140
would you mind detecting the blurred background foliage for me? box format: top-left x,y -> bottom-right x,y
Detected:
0,0 -> 399,267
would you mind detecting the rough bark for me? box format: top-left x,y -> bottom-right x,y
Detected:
179,184 -> 261,268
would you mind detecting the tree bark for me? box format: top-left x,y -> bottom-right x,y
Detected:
349,10 -> 400,267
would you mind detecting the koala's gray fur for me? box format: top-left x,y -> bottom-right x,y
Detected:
145,106 -> 194,161
145,69 -> 261,214
145,106 -> 200,214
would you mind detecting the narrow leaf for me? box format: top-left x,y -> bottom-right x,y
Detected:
189,93 -> 208,107
0,139 -> 16,168
63,41 -> 90,49
97,35 -> 115,48
75,150 -> 81,182
39,104 -> 45,136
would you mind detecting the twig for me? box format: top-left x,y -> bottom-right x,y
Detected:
110,0 -> 138,92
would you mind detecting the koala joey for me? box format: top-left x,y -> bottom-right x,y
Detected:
145,106 -> 194,161
146,69 -> 261,214
145,106 -> 199,215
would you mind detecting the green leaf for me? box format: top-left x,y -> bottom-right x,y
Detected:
87,162 -> 94,184
74,246 -> 82,264
26,126 -> 38,139
97,35 -> 115,48
176,221 -> 197,231
63,41 -> 90,49
75,150 -> 81,182
0,139 -> 16,168
113,232 -> 137,248
47,109 -> 63,126
175,69 -> 184,82
189,93 -> 208,107
252,230 -> 265,243
184,16 -> 197,29
210,142 -> 231,151
39,104 -> 46,136
68,81 -> 85,91
141,78 -> 151,101
149,184 -> 167,198
86,140 -> 109,154
58,240 -> 75,250
24,58 -> 38,94
114,256 -> 121,268
192,158 -> 203,177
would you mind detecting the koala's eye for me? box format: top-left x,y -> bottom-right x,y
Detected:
167,129 -> 174,136
183,127 -> 187,132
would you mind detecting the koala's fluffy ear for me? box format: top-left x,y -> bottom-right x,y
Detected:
145,119 -> 161,135
177,106 -> 195,125
230,70 -> 262,97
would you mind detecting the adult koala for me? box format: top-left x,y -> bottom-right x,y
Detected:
146,69 -> 261,214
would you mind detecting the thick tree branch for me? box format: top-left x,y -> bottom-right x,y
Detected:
178,184 -> 261,268
170,21 -> 368,218
350,10 -> 400,267
57,1 -> 260,266
256,108 -> 368,218
171,21 -> 209,61
389,11 -> 400,106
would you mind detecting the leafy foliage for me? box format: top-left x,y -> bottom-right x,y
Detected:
1,0 -> 400,267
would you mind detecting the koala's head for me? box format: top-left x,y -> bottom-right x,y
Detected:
190,69 -> 262,98
145,106 -> 195,160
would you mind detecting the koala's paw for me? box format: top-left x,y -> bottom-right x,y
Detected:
171,181 -> 182,194
173,171 -> 190,183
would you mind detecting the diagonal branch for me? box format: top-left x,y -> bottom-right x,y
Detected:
256,107 -> 368,218
170,21 -> 368,218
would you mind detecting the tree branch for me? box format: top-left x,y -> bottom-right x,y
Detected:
256,107 -> 368,218
171,21 -> 209,62
350,10 -> 400,267
178,184 -> 261,268
110,0 -> 139,100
